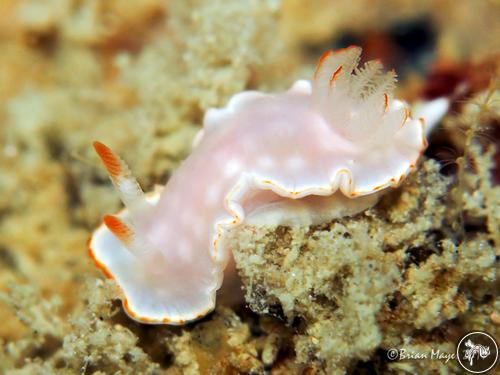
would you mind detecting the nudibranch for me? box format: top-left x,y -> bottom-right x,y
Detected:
89,46 -> 447,324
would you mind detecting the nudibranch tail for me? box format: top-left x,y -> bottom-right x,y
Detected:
93,141 -> 145,212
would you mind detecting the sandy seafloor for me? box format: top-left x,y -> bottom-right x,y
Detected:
0,0 -> 499,374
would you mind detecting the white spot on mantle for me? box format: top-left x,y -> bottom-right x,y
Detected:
286,156 -> 305,170
225,159 -> 242,177
206,185 -> 220,204
178,242 -> 192,262
257,156 -> 275,168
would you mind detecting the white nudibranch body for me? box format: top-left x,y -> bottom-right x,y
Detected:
89,46 -> 447,324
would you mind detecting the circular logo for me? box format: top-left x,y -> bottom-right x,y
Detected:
387,348 -> 399,360
456,331 -> 498,373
